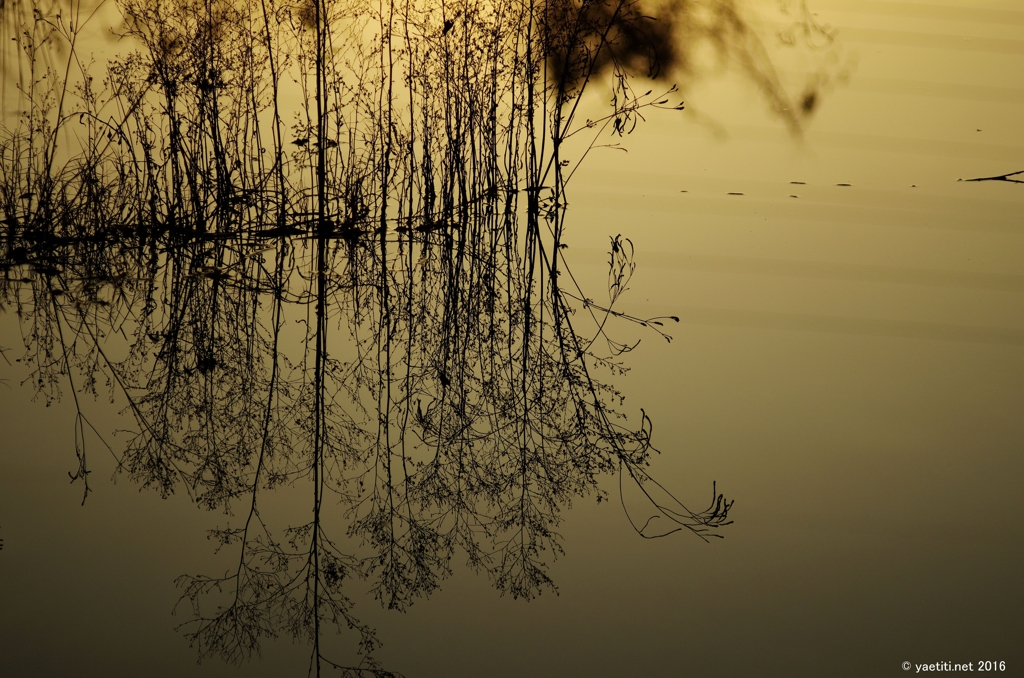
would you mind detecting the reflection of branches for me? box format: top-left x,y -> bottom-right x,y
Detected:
4,204 -> 731,672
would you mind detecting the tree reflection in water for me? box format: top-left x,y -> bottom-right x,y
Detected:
0,0 -> 837,674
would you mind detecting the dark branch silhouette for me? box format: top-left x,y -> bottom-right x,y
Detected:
961,170 -> 1024,184
0,0 -> 845,673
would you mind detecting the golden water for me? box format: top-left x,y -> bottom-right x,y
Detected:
1,1 -> 1021,676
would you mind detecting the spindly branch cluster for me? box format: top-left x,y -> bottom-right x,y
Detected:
0,0 -> 753,674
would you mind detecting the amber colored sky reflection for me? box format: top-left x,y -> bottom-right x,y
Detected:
553,0 -> 1024,675
1,1 -> 1023,676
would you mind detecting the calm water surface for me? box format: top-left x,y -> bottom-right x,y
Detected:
1,1 -> 1022,676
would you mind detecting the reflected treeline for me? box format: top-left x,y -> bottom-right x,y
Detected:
0,168 -> 734,677
0,0 -> 841,675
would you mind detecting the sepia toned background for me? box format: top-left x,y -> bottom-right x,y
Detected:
1,0 -> 1022,676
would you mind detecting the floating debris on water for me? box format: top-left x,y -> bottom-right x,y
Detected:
727,192 -> 744,196
836,183 -> 852,187
790,181 -> 805,185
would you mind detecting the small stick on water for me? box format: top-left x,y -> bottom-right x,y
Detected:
960,170 -> 1024,184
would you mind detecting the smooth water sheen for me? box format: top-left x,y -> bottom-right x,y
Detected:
1,1 -> 1022,676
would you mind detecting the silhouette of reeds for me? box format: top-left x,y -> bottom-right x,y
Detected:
0,0 -> 856,673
